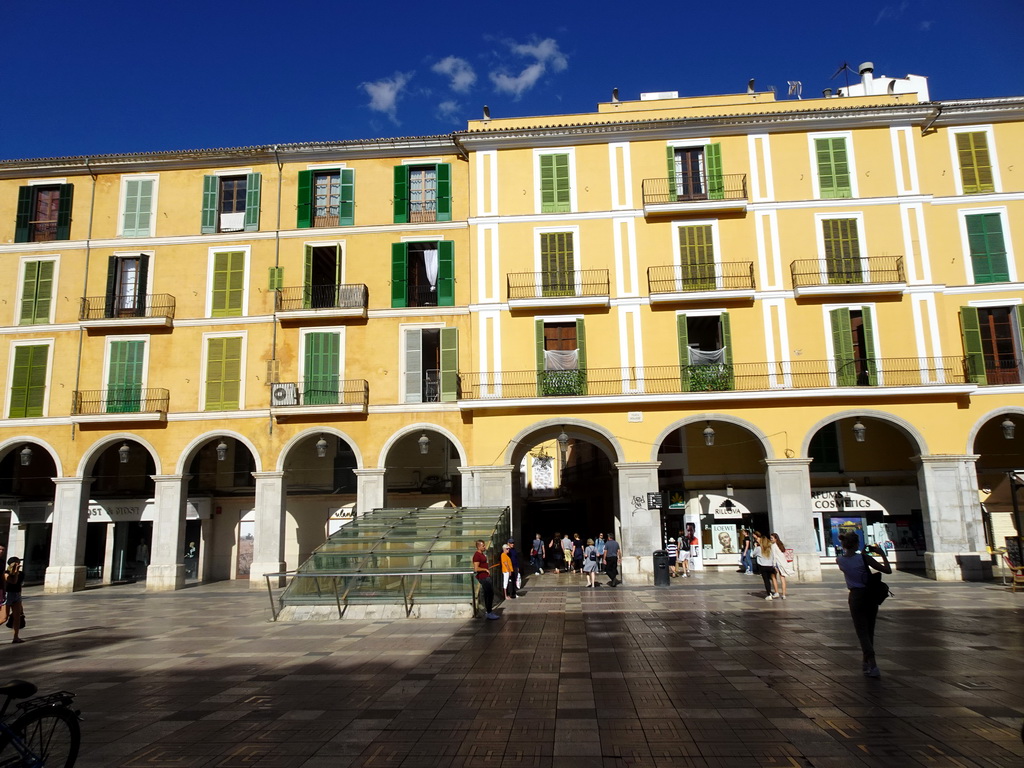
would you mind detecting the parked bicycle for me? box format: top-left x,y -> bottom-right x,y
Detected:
0,680 -> 80,767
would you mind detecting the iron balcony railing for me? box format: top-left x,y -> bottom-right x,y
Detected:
28,220 -> 59,242
271,380 -> 369,408
507,269 -> 610,300
276,284 -> 368,312
79,294 -> 176,321
790,256 -> 906,289
973,355 -> 1024,386
642,174 -> 748,206
459,356 -> 974,400
648,262 -> 756,294
72,388 -> 169,416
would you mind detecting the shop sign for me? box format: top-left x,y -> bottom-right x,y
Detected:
684,493 -> 749,519
811,491 -> 886,513
85,498 -> 211,523
647,492 -> 663,510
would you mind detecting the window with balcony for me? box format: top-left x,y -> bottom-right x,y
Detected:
106,339 -> 145,413
538,153 -> 572,213
830,307 -> 877,386
8,343 -> 49,418
209,250 -> 246,317
676,225 -> 716,290
303,331 -> 341,405
403,327 -> 458,403
666,144 -> 723,201
822,218 -> 863,284
393,164 -> 451,224
19,259 -> 55,325
204,335 -> 243,411
814,137 -> 852,199
120,177 -> 156,237
15,184 -> 73,242
540,232 -> 575,296
105,254 -> 150,318
201,173 -> 261,233
965,212 -> 1009,284
677,313 -> 733,391
535,319 -> 586,396
391,241 -> 454,308
297,168 -> 354,228
960,305 -> 1023,386
955,131 -> 995,194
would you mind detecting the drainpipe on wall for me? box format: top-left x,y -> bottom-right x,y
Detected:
71,158 -> 99,442
268,146 -> 283,436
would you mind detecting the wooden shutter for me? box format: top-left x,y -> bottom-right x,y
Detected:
541,232 -> 575,296
823,218 -> 862,283
721,312 -> 734,389
861,307 -> 878,386
665,146 -> 678,200
211,251 -> 245,317
393,165 -> 409,224
122,179 -> 153,237
437,241 -> 455,306
959,306 -> 986,385
205,336 -> 242,410
705,143 -> 724,200
678,225 -> 715,290
676,314 -> 691,392
391,243 -> 408,308
15,187 -> 32,243
966,213 -> 1009,284
435,163 -> 451,222
540,154 -> 571,213
403,329 -> 422,403
535,319 -> 546,396
440,327 -> 458,402
243,173 -> 261,231
9,345 -> 47,418
20,260 -> 54,325
830,309 -> 856,386
107,340 -> 144,413
268,266 -> 283,291
296,170 -> 313,228
55,184 -> 74,240
135,253 -> 150,318
575,318 -> 587,395
956,132 -> 995,194
104,255 -> 119,318
201,175 -> 218,233
339,168 -> 355,226
815,138 -> 851,199
304,332 -> 340,405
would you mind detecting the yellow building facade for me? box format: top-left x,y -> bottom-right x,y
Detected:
1,65 -> 1022,592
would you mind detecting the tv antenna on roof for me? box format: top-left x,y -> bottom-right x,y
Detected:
787,81 -> 803,99
830,61 -> 854,90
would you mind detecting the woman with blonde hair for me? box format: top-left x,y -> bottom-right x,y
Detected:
769,532 -> 792,600
754,533 -> 777,599
582,538 -> 599,587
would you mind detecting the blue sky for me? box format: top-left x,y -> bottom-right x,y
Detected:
2,0 -> 1022,160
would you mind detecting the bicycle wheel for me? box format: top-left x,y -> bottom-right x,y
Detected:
0,706 -> 79,768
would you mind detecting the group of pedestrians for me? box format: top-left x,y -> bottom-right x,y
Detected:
529,532 -> 623,587
748,531 -> 793,600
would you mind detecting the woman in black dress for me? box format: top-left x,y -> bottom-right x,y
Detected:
547,532 -> 566,574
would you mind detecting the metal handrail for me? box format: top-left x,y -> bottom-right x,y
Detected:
79,294 -> 176,321
647,262 -> 756,294
790,255 -> 905,289
275,284 -> 368,312
507,269 -> 610,300
641,174 -> 748,205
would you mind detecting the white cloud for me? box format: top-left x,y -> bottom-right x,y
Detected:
874,1 -> 909,25
436,100 -> 461,121
919,19 -> 934,31
489,37 -> 568,99
360,72 -> 413,122
432,56 -> 476,93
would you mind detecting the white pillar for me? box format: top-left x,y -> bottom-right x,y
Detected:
147,474 -> 189,591
354,468 -> 386,516
102,523 -> 115,584
916,454 -> 987,581
764,458 -> 821,582
459,465 -> 514,508
249,471 -> 286,589
199,517 -> 214,581
45,477 -> 91,593
6,519 -> 26,562
614,461 -> 661,582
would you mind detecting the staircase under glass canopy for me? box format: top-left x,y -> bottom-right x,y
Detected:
274,506 -> 510,620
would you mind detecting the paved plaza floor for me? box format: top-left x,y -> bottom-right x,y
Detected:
2,568 -> 1023,767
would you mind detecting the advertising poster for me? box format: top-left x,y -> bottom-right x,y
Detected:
829,517 -> 865,551
712,523 -> 738,556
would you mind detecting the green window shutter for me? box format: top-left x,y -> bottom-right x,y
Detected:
816,137 -> 851,199
966,213 -> 1009,284
391,243 -> 408,308
440,327 -> 459,402
15,187 -> 32,243
676,314 -> 691,392
211,251 -> 245,317
201,175 -> 218,233
9,345 -> 48,418
705,143 -> 724,200
435,163 -> 452,222
122,179 -> 153,237
243,173 -> 261,231
721,312 -> 734,391
20,260 -> 54,325
575,317 -> 588,395
205,336 -> 243,411
19,261 -> 40,325
959,306 -> 986,385
956,132 -> 995,194
339,168 -> 355,226
302,245 -> 314,309
822,218 -> 863,284
403,329 -> 422,403
541,232 -> 575,296
535,319 -> 546,396
296,170 -> 313,228
861,307 -> 878,386
268,266 -> 283,291
666,146 -> 678,200
437,241 -> 455,306
540,154 -> 571,213
830,308 -> 856,386
393,165 -> 409,224
55,184 -> 74,240
107,340 -> 144,413
678,225 -> 715,290
304,332 -> 340,405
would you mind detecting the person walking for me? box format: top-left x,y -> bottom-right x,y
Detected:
836,532 -> 891,678
754,533 -> 777,599
561,533 -> 573,571
473,540 -> 499,620
548,532 -> 566,574
583,538 -> 599,587
665,538 -> 678,577
738,529 -> 753,574
571,534 -> 585,574
500,544 -> 515,599
770,532 -> 792,599
0,545 -> 6,626
595,533 -> 606,572
506,539 -> 520,597
531,533 -> 546,574
4,556 -> 26,643
603,534 -> 621,587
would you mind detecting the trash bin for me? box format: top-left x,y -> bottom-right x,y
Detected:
653,550 -> 670,586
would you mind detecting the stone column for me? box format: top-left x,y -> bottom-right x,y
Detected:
147,474 -> 189,591
915,454 -> 986,581
614,462 -> 661,582
45,477 -> 92,593
102,524 -> 115,584
354,468 -> 386,516
459,465 -> 514,507
249,471 -> 286,589
5,519 -> 26,562
764,458 -> 821,582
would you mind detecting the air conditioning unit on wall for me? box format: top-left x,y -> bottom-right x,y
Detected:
271,383 -> 297,406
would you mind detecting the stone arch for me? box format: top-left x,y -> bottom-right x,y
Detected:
0,436 -> 64,478
650,413 -> 775,463
379,423 -> 468,468
175,430 -> 264,475
966,406 -> 1024,453
504,417 -> 625,468
801,409 -> 928,458
76,433 -> 163,477
275,428 -> 365,472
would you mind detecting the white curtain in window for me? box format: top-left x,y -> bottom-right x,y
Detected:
545,349 -> 579,370
688,346 -> 726,365
423,246 -> 439,291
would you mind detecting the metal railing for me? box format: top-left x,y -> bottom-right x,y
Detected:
271,379 -> 369,408
79,294 -> 176,321
72,388 -> 170,416
275,284 -> 368,312
648,262 -> 756,294
458,356 -> 974,400
28,220 -> 59,241
791,255 -> 906,289
642,174 -> 748,206
507,269 -> 610,300
975,356 -> 1024,386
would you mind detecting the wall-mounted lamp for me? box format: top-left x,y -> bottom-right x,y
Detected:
848,479 -> 858,493
557,427 -> 569,468
725,483 -> 734,497
1002,418 -> 1015,440
316,434 -> 328,458
118,442 -> 131,464
216,440 -> 228,462
852,419 -> 866,443
418,433 -> 430,455
703,422 -> 715,447
19,445 -> 32,467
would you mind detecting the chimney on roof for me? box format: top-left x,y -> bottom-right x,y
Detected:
859,61 -> 874,91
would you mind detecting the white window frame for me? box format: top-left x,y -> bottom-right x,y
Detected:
117,174 -> 160,238
533,147 -> 578,214
6,338 -> 55,419
671,218 -> 722,290
399,322 -> 444,405
200,331 -> 247,412
205,245 -> 251,318
947,125 -> 1002,196
299,328 -> 345,391
957,206 -> 1016,285
807,131 -> 859,199
15,255 -> 60,326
